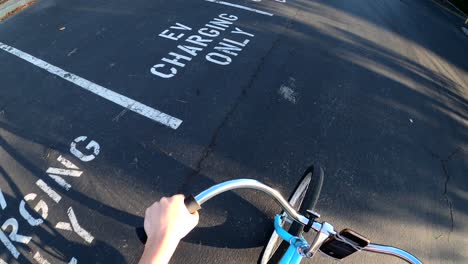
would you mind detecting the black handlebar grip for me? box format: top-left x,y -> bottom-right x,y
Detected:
136,195 -> 201,244
184,195 -> 201,214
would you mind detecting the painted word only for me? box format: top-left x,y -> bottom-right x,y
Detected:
151,13 -> 255,79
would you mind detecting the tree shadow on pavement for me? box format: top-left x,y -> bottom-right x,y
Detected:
0,0 -> 466,263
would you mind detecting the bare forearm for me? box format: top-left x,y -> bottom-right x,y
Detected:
139,195 -> 199,264
139,235 -> 180,264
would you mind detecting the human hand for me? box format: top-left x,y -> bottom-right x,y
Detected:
144,195 -> 199,245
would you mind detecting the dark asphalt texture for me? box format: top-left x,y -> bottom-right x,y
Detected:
0,0 -> 467,263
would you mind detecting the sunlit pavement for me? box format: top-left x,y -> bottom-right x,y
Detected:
0,0 -> 466,263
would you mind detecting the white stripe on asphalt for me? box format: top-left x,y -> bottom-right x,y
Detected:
0,42 -> 182,129
36,180 -> 62,203
0,188 -> 6,210
48,174 -> 72,190
33,252 -> 51,264
46,168 -> 83,177
205,0 -> 274,16
55,222 -> 72,231
57,155 -> 79,169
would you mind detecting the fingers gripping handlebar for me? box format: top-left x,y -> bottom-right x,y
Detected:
137,179 -> 314,244
136,195 -> 201,244
134,179 -> 423,264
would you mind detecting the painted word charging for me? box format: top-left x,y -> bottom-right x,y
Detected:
151,13 -> 255,79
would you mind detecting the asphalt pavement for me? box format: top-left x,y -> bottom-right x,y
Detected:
0,0 -> 466,263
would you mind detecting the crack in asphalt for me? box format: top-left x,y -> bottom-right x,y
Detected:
441,161 -> 454,236
423,145 -> 465,239
436,147 -> 462,238
179,9 -> 300,193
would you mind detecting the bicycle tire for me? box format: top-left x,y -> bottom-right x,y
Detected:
289,165 -> 324,236
260,171 -> 312,264
259,165 -> 324,264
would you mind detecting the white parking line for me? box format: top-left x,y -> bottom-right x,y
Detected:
0,42 -> 183,129
205,0 -> 274,16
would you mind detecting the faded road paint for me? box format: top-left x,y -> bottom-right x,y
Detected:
55,207 -> 94,243
0,42 -> 183,129
205,0 -> 274,16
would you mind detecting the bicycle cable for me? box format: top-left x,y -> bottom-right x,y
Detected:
334,233 -> 365,251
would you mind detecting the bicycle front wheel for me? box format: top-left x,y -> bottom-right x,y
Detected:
260,165 -> 324,264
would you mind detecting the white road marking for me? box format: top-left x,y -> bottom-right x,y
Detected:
0,189 -> 6,210
57,155 -> 79,169
205,0 -> 274,16
67,48 -> 78,57
0,230 -> 19,258
70,136 -> 100,162
34,252 -> 77,264
20,193 -> 48,226
55,222 -> 72,231
46,168 -> 83,177
0,258 -> 7,264
48,175 -> 72,191
35,180 -> 62,203
33,252 -> 51,264
2,218 -> 32,244
279,85 -> 297,104
67,207 -> 94,243
0,42 -> 182,129
20,201 -> 44,226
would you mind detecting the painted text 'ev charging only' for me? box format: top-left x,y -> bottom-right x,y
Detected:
151,13 -> 255,79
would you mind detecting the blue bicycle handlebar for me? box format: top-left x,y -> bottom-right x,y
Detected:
137,179 -> 423,264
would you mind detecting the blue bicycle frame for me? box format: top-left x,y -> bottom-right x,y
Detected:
274,215 -> 308,264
